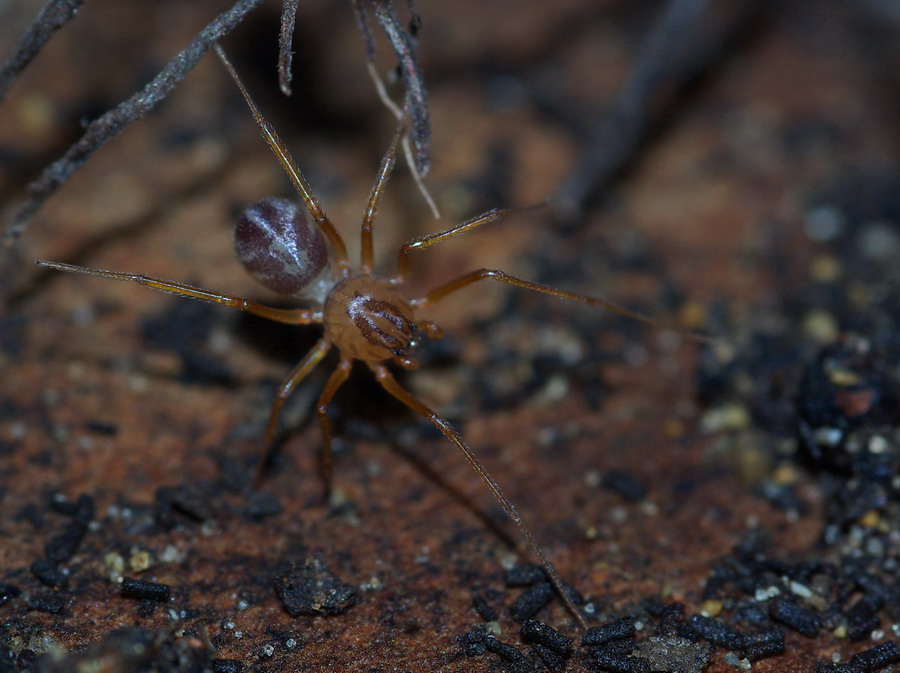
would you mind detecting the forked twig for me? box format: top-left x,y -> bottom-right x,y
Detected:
2,0 -> 266,249
366,61 -> 440,219
279,0 -> 432,179
357,0 -> 431,178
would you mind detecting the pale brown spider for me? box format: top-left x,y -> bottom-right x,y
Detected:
38,45 -> 710,629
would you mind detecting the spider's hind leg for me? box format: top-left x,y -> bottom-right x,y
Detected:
255,338 -> 332,488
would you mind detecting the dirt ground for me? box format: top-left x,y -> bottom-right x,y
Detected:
1,1 -> 899,671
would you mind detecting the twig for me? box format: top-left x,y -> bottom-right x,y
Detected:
365,61 -> 440,219
369,0 -> 431,177
278,0 -> 301,96
555,0 -> 713,219
2,0 -> 266,249
0,0 -> 86,103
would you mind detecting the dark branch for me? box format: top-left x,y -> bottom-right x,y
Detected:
2,0 -> 266,249
0,0 -> 86,103
370,0 -> 431,177
278,0 -> 301,96
351,0 -> 377,63
555,0 -> 715,219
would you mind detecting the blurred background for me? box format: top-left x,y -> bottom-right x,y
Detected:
0,1 -> 899,670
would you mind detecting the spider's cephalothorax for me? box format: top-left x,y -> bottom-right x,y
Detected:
324,276 -> 419,368
37,44 -> 712,631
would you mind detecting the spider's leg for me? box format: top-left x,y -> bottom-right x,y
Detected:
369,362 -> 588,630
36,260 -> 321,324
314,358 -> 353,495
256,338 -> 332,487
413,267 -> 714,344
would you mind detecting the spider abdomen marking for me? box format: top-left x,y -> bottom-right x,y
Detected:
324,276 -> 417,364
234,197 -> 331,300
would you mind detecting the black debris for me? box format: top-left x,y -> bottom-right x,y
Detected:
30,559 -> 68,589
45,521 -> 90,564
582,617 -> 637,647
739,627 -> 784,661
561,580 -> 586,609
509,581 -> 554,623
599,637 -> 640,657
167,485 -> 215,520
520,619 -> 573,656
688,614 -> 744,649
217,455 -> 253,493
641,596 -> 669,616
243,490 -> 282,521
50,493 -> 94,525
531,642 -> 568,671
275,556 -> 357,617
742,637 -> 785,661
847,614 -> 880,643
656,602 -> 689,638
121,577 -> 171,602
769,598 -> 821,637
851,642 -> 900,672
0,583 -> 21,607
601,470 -> 647,503
845,594 -> 883,642
530,643 -> 566,671
505,562 -> 546,587
141,297 -> 215,351
16,503 -> 44,528
213,659 -> 244,673
25,494 -> 94,593
460,625 -> 488,656
584,650 -> 649,673
855,575 -> 898,618
48,493 -> 79,517
154,484 -> 214,527
142,301 -> 235,386
815,662 -> 856,673
731,601 -> 769,626
47,493 -> 94,524
472,590 -> 499,622
85,420 -> 119,436
797,338 -> 896,447
818,643 -> 900,673
26,592 -> 67,614
74,494 -> 95,524
483,635 -> 537,672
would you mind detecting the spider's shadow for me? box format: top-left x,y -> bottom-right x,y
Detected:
378,424 -> 521,555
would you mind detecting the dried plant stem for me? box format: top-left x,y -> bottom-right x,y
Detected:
0,0 -> 86,103
2,0 -> 266,249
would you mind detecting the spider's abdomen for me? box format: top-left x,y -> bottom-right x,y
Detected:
234,197 -> 330,298
324,276 -> 416,363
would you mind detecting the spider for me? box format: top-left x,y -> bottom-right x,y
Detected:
37,45 -> 710,629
